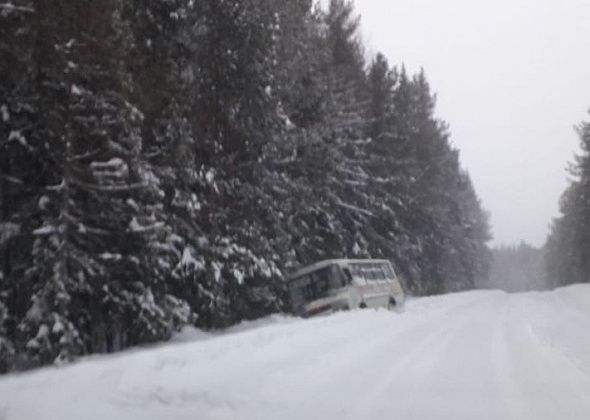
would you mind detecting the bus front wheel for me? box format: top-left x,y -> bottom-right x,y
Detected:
388,297 -> 397,310
359,302 -> 367,309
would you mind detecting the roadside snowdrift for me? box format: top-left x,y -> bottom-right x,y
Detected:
1,286 -> 590,420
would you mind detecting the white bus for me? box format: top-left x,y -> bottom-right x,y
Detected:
285,259 -> 405,317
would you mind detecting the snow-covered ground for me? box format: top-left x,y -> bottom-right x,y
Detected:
2,285 -> 590,420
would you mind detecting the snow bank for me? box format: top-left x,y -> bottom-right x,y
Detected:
1,287 -> 590,420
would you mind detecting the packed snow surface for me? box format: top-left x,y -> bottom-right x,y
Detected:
2,285 -> 590,420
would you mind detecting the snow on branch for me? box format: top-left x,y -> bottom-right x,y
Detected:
72,179 -> 146,192
0,222 -> 20,246
90,158 -> 129,179
0,3 -> 34,13
32,225 -> 56,236
330,194 -> 375,218
129,217 -> 165,233
0,173 -> 24,185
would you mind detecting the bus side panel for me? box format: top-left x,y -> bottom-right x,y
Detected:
303,290 -> 352,317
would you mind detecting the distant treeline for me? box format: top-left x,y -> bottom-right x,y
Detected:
0,0 -> 491,372
545,112 -> 590,288
485,243 -> 547,293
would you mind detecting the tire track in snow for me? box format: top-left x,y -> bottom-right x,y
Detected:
3,289 -> 590,420
343,293 -> 504,420
490,295 -> 529,420
500,294 -> 590,420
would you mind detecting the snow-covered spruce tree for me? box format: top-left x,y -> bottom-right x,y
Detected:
128,1 -> 244,328
273,0 -> 330,130
127,0 -> 200,330
219,0 -> 369,295
545,190 -> 583,287
279,0 -> 376,265
0,0 -> 39,371
270,1 -> 422,286
382,67 -> 438,293
382,69 -> 491,294
0,287 -> 15,373
403,72 -> 463,294
274,7 -> 491,295
545,113 -> 590,287
364,54 -> 423,289
268,0 -> 334,267
325,0 -> 365,81
546,184 -> 587,287
170,0 -> 289,326
18,0 -> 187,368
448,172 -> 492,291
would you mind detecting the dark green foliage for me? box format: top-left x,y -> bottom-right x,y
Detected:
0,291 -> 14,373
325,0 -> 365,79
0,0 -> 491,372
363,59 -> 491,295
545,114 -> 590,287
0,0 -> 38,372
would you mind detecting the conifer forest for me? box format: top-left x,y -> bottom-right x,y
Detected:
0,0 -> 587,374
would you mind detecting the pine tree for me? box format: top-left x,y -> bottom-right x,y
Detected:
17,0 -> 190,367
0,0 -> 39,371
382,69 -> 491,294
546,113 -> 590,287
173,0 -> 289,326
274,0 -> 330,128
127,0 -> 199,330
325,0 -> 365,80
0,280 -> 15,373
290,0 -> 373,263
364,55 -> 422,287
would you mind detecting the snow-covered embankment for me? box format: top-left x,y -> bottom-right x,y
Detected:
1,285 -> 590,420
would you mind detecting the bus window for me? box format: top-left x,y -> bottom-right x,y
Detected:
353,263 -> 389,282
292,275 -> 313,301
289,276 -> 311,309
350,264 -> 367,284
327,265 -> 345,289
289,266 -> 347,310
314,277 -> 329,296
372,264 -> 387,281
342,267 -> 353,286
311,267 -> 331,297
381,263 -> 395,280
363,265 -> 378,281
289,283 -> 304,306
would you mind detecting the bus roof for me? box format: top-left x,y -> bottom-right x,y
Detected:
286,259 -> 393,282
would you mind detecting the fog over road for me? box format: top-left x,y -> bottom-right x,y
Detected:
1,285 -> 590,420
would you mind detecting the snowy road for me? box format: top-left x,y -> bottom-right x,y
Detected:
1,285 -> 590,420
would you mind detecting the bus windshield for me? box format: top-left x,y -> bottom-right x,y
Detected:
288,265 -> 347,309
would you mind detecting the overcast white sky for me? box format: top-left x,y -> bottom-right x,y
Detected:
342,0 -> 590,246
